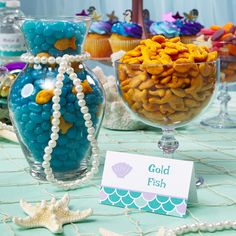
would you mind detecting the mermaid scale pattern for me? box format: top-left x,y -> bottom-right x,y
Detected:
100,187 -> 187,217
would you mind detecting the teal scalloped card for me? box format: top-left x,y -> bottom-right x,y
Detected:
100,151 -> 198,218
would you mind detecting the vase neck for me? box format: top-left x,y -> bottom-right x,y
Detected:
20,17 -> 91,57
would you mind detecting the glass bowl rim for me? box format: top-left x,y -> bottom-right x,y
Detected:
115,58 -> 219,67
17,15 -> 91,23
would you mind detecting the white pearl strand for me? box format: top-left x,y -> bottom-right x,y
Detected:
3,52 -> 100,190
158,220 -> 236,235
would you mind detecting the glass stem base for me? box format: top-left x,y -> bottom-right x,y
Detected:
200,113 -> 236,128
158,129 -> 179,158
201,83 -> 236,128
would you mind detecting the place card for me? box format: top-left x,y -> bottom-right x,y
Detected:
100,151 -> 198,217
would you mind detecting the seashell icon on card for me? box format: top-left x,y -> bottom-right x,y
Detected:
112,162 -> 132,178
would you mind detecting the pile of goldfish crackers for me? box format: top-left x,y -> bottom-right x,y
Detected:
117,35 -> 218,126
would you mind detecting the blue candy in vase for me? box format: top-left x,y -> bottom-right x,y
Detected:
8,17 -> 105,184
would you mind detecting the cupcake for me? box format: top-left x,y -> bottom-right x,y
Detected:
109,9 -> 143,52
174,9 -> 204,43
149,12 -> 180,38
149,21 -> 180,38
82,7 -> 114,58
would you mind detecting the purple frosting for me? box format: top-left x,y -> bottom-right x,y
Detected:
174,19 -> 203,36
5,62 -> 26,71
111,22 -> 142,38
89,21 -> 112,34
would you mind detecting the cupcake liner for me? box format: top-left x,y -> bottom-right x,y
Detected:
84,37 -> 112,58
109,38 -> 141,52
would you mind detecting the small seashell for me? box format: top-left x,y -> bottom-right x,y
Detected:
112,162 -> 132,178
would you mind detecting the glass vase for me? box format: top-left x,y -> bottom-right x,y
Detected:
8,17 -> 105,183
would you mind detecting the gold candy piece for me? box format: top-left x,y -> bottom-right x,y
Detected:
36,89 -> 54,104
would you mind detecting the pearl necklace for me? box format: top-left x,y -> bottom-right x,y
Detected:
0,52 -> 100,190
157,220 -> 236,235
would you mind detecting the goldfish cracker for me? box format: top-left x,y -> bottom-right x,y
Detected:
171,88 -> 186,98
178,52 -> 190,59
132,89 -> 147,103
188,66 -> 200,77
199,63 -> 214,77
168,111 -> 192,123
160,76 -> 172,84
184,98 -> 200,108
143,103 -> 160,112
159,67 -> 174,78
139,80 -> 155,90
159,104 -> 175,115
117,36 -> 217,125
151,35 -> 166,44
149,89 -> 166,97
142,63 -> 164,75
163,47 -> 179,56
129,77 -> 143,88
168,76 -> 187,89
131,102 -> 142,111
139,109 -> 164,122
207,51 -> 218,62
168,37 -> 181,43
174,58 -> 193,73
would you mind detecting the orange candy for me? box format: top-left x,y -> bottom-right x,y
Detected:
223,22 -> 234,33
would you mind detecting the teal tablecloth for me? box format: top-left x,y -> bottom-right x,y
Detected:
1,90 -> 236,235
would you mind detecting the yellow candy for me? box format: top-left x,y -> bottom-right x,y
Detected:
36,89 -> 54,104
59,117 -> 73,134
72,79 -> 93,94
37,52 -> 50,58
54,37 -> 77,51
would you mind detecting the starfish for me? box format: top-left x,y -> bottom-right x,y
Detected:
13,194 -> 93,233
76,9 -> 89,16
92,11 -> 102,21
172,11 -> 184,20
106,11 -> 118,23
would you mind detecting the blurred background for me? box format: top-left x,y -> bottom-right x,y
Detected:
20,0 -> 236,27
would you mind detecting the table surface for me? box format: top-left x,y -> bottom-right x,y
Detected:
1,87 -> 236,236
